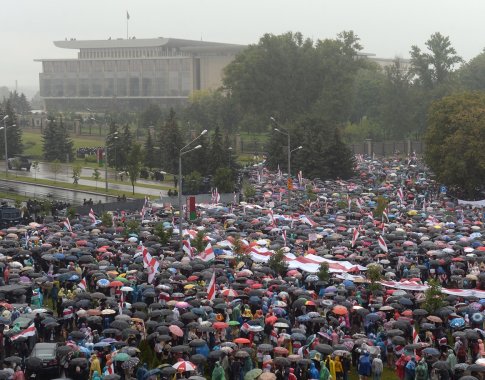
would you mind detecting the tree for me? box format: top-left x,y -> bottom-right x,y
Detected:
118,124 -> 132,170
323,128 -> 355,179
159,109 -> 183,174
92,168 -> 101,189
213,167 -> 234,193
72,163 -> 82,185
50,159 -> 62,183
143,132 -> 158,169
0,101 -> 23,158
139,104 -> 163,129
101,212 -> 113,227
106,121 -> 120,168
459,50 -> 485,91
423,278 -> 445,313
193,230 -> 206,253
42,116 -> 74,162
424,92 -> 485,198
242,178 -> 256,201
410,32 -> 462,89
318,262 -> 330,282
209,126 -> 226,173
154,223 -> 173,245
267,248 -> 288,277
366,264 -> 383,293
31,161 -> 39,180
185,171 -> 203,194
126,143 -> 142,194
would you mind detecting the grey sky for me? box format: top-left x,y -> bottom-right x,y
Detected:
3,0 -> 485,95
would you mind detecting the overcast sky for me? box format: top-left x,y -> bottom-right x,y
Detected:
4,0 -> 485,96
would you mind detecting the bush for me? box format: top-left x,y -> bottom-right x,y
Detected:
84,155 -> 98,163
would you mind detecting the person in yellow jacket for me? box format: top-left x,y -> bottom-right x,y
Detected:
89,354 -> 102,379
334,355 -> 344,380
326,355 -> 336,380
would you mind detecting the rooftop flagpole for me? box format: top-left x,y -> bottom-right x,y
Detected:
126,11 -> 130,39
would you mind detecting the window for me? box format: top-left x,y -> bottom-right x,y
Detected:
116,78 -> 127,96
129,77 -> 139,96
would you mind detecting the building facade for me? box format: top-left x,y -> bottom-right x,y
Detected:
35,38 -> 245,112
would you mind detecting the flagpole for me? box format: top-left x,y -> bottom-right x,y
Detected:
126,11 -> 129,39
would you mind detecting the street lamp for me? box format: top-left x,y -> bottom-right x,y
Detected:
228,147 -> 233,169
271,117 -> 292,203
1,116 -> 9,177
104,131 -> 118,193
178,129 -> 207,252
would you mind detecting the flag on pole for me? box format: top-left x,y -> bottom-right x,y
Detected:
282,230 -> 287,247
382,207 -> 389,223
126,11 -> 130,20
89,208 -> 96,224
298,171 -> 303,188
207,271 -> 216,301
63,217 -> 72,232
78,277 -> 87,291
199,243 -> 215,262
183,240 -> 193,258
299,215 -> 317,227
412,326 -> 420,344
277,165 -> 282,179
397,188 -> 404,203
347,196 -> 352,211
142,246 -> 159,284
377,235 -> 388,253
351,228 -> 359,248
11,323 -> 36,341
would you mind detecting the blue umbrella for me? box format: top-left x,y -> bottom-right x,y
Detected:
472,313 -> 484,323
97,279 -> 110,287
449,318 -> 465,328
54,253 -> 65,260
68,275 -> 80,281
343,280 -> 354,288
93,342 -> 111,348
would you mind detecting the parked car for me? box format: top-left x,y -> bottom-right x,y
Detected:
7,156 -> 31,171
26,342 -> 60,377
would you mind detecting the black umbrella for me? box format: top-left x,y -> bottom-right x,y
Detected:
315,344 -> 333,355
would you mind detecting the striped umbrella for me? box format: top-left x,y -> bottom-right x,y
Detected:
172,360 -> 197,372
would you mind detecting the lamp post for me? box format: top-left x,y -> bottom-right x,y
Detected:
104,131 -> 118,193
228,147 -> 233,169
271,117 -> 292,203
1,116 -> 9,177
178,129 -> 207,252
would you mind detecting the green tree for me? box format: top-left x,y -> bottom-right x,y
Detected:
118,124 -> 133,170
267,248 -> 288,277
126,143 -> 142,194
213,167 -> 234,193
154,223 -> 173,245
42,116 -> 74,162
366,264 -> 383,293
31,161 -> 39,180
459,50 -> 485,91
125,219 -> 140,236
139,104 -> 163,129
410,32 -> 462,89
242,178 -> 256,201
72,163 -> 82,185
209,126 -> 226,173
92,168 -> 101,189
101,212 -> 113,227
185,171 -> 203,194
323,128 -> 355,179
424,92 -> 485,198
143,132 -> 157,169
423,278 -> 445,313
193,230 -> 206,253
50,159 -> 62,183
318,262 -> 330,282
159,109 -> 183,174
0,101 -> 23,158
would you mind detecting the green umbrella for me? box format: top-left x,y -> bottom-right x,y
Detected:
228,321 -> 240,326
244,369 -> 263,380
113,353 -> 130,362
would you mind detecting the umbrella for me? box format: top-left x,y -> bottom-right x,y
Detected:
172,360 -> 197,372
427,315 -> 443,323
169,325 -> 184,337
113,353 -> 130,362
315,344 -> 333,355
432,361 -> 450,370
244,369 -> 263,380
332,305 -> 348,315
422,347 -> 441,356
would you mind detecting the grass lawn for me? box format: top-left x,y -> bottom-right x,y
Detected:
349,366 -> 398,380
23,130 -> 106,159
79,176 -> 172,191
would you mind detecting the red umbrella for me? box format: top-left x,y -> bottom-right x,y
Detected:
221,289 -> 238,298
109,281 -> 123,288
234,338 -> 250,344
169,325 -> 184,337
172,360 -> 197,372
213,322 -> 229,329
265,315 -> 278,325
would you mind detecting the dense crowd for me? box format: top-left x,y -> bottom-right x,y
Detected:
0,155 -> 483,380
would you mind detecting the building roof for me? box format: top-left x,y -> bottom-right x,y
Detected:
54,37 -> 245,51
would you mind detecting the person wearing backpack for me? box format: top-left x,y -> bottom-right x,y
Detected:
415,358 -> 428,380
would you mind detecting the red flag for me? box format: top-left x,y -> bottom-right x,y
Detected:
207,271 -> 216,301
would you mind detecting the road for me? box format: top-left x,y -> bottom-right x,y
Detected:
3,162 -> 169,197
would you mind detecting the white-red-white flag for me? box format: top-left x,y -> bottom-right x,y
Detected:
142,246 -> 159,284
63,217 -> 72,232
199,243 -> 215,262
89,208 -> 96,224
298,170 -> 303,187
412,326 -> 420,344
377,235 -> 388,253
282,229 -> 287,247
351,228 -> 359,248
78,277 -> 87,291
183,240 -> 193,258
11,323 -> 36,341
397,188 -> 404,203
207,271 -> 216,301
